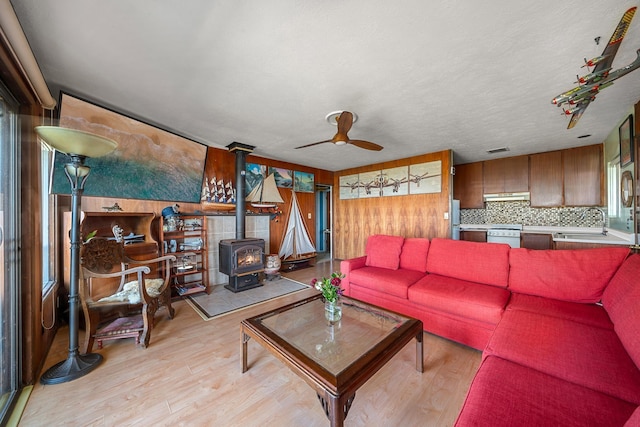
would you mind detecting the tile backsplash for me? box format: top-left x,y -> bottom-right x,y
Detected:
461,201 -> 608,228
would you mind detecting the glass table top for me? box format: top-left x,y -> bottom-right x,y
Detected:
254,295 -> 412,376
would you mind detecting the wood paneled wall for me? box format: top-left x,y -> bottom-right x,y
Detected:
79,146 -> 334,256
333,150 -> 453,260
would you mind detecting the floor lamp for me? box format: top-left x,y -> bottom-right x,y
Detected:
35,126 -> 118,385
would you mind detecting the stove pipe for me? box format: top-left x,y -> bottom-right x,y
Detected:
227,142 -> 255,240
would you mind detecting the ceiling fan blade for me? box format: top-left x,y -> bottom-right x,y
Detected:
337,111 -> 353,134
347,139 -> 384,151
294,139 -> 332,149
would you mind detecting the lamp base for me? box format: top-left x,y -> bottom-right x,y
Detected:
40,352 -> 103,385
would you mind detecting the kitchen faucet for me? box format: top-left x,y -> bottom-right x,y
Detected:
580,207 -> 607,235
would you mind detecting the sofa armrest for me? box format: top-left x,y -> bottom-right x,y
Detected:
340,256 -> 367,296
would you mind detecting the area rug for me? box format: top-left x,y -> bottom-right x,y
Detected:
186,277 -> 310,321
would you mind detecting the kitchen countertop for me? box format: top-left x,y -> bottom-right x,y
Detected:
459,224 -> 634,246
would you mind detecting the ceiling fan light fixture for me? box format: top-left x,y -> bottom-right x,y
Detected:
334,140 -> 347,146
326,111 -> 358,125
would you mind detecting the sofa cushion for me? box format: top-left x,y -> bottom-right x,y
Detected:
455,356 -> 637,427
426,238 -> 510,288
625,407 -> 640,427
602,253 -> 640,368
365,234 -> 404,270
507,292 -> 613,330
409,274 -> 510,325
349,266 -> 425,299
508,247 -> 629,303
399,238 -> 430,272
484,309 -> 640,404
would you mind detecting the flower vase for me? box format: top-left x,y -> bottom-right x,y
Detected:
325,299 -> 342,323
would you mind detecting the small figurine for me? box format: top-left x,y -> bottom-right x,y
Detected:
103,202 -> 123,212
162,204 -> 180,219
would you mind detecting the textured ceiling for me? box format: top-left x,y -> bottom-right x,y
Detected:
10,0 -> 640,171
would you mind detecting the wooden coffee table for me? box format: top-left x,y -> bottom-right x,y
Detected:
241,294 -> 423,427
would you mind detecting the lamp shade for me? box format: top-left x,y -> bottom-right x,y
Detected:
35,126 -> 118,158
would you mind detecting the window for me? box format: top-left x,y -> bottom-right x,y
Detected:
41,142 -> 55,292
607,160 -> 620,219
0,81 -> 21,423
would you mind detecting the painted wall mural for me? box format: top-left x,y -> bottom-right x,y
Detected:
53,93 -> 208,203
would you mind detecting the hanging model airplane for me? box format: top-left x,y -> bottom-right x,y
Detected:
552,7 -> 640,129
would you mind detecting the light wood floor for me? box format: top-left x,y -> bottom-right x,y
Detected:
20,257 -> 481,426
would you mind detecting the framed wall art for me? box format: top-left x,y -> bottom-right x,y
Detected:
619,114 -> 634,167
339,174 -> 360,199
293,171 -> 314,193
380,166 -> 409,196
53,92 -> 208,203
409,161 -> 442,194
245,163 -> 266,196
268,166 -> 293,188
357,170 -> 382,198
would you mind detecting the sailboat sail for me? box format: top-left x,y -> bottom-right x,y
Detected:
246,173 -> 284,208
279,191 -> 316,260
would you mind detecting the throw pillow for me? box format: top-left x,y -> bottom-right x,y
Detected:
365,234 -> 404,270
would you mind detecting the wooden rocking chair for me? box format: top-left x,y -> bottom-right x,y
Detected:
79,237 -> 176,353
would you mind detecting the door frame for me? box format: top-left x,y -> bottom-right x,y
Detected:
315,184 -> 333,260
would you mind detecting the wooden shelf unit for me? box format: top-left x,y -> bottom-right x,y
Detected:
159,215 -> 209,297
62,211 -> 159,291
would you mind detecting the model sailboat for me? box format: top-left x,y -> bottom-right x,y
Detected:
278,191 -> 316,261
201,175 -> 235,211
246,173 -> 284,209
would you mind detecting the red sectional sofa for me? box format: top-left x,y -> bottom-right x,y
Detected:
340,235 -> 639,426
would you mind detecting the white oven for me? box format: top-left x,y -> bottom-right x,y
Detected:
486,224 -> 522,248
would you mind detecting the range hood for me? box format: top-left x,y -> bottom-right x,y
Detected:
483,192 -> 530,202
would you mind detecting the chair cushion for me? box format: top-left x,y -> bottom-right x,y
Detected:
508,247 -> 629,303
97,278 -> 165,304
399,238 -> 430,272
365,235 -> 404,270
426,238 -> 511,288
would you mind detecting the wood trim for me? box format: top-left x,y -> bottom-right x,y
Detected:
1,34 -> 49,384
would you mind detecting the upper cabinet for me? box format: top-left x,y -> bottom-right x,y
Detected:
454,144 -> 603,209
530,151 -> 563,207
563,144 -> 603,206
454,162 -> 484,208
483,156 -> 529,194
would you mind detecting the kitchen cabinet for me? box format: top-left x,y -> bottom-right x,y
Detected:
483,156 -> 529,194
159,215 -> 209,297
521,233 -> 553,250
563,144 -> 603,206
454,162 -> 484,208
460,230 -> 487,242
529,151 -> 563,207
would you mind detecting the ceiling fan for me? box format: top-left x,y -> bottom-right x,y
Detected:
295,111 -> 383,151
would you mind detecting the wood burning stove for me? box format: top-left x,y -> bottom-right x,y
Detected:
220,142 -> 267,292
219,238 -> 265,292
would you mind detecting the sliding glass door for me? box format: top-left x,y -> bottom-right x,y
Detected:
0,82 -> 21,423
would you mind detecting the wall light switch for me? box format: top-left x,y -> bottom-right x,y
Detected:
444,212 -> 449,220
308,213 -> 312,219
